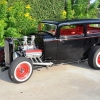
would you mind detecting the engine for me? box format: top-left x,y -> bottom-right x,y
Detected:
22,36 -> 36,50
13,35 -> 42,60
5,35 -> 53,67
21,35 -> 53,66
22,35 -> 42,58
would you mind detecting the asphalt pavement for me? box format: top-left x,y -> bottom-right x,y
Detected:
0,61 -> 100,100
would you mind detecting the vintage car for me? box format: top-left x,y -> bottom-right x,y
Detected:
0,19 -> 100,83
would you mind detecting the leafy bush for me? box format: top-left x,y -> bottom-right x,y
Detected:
0,0 -> 37,46
0,0 -> 65,46
7,1 -> 37,35
65,0 -> 99,19
0,0 -> 7,46
9,0 -> 65,21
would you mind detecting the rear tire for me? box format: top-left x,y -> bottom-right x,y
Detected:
8,57 -> 33,83
88,46 -> 100,69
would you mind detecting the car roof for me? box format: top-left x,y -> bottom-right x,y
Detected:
41,19 -> 100,26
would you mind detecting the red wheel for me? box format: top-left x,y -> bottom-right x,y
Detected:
97,55 -> 100,64
14,61 -> 32,82
96,52 -> 100,68
88,46 -> 100,69
9,57 -> 33,83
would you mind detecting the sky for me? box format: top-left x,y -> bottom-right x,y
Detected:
90,0 -> 96,3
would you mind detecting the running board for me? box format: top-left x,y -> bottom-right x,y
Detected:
32,62 -> 53,66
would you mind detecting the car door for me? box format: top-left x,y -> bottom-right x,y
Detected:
57,24 -> 89,62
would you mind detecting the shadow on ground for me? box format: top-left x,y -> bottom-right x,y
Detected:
68,61 -> 94,70
0,66 -> 44,83
0,61 -> 95,83
0,69 -> 12,83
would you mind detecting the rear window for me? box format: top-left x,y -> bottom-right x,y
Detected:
60,25 -> 83,36
87,24 -> 100,34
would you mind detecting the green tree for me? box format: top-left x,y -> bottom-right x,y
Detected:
65,0 -> 99,19
8,0 -> 65,21
66,0 -> 74,19
87,0 -> 99,18
0,0 -> 7,46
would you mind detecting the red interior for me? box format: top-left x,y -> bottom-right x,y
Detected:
87,25 -> 100,34
60,25 -> 100,36
60,25 -> 83,36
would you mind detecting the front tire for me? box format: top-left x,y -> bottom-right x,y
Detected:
8,57 -> 33,83
88,46 -> 100,69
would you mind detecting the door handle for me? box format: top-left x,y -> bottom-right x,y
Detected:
55,38 -> 64,43
60,39 -> 65,43
60,39 -> 62,41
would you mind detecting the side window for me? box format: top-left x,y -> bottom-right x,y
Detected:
60,24 -> 83,37
87,24 -> 100,34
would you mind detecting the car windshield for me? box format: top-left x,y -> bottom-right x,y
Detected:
38,23 -> 57,35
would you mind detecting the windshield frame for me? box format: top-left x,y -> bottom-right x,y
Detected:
38,22 -> 57,36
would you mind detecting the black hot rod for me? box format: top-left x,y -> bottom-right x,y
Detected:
0,19 -> 100,83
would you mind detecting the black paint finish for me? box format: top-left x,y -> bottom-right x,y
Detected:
37,32 -> 58,60
41,34 -> 100,62
57,36 -> 99,62
39,19 -> 100,63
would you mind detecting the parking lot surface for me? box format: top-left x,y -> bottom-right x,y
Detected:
0,61 -> 100,100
